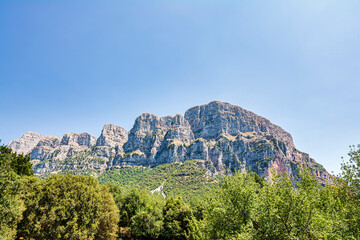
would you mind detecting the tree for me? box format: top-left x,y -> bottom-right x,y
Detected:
187,167 -> 348,239
130,207 -> 163,240
340,144 -> 360,190
162,197 -> 194,240
95,185 -> 120,240
0,145 -> 32,240
0,165 -> 24,240
192,171 -> 260,239
118,188 -> 164,239
335,144 -> 360,238
119,188 -> 153,227
254,167 -> 336,239
104,183 -> 124,212
17,174 -> 119,240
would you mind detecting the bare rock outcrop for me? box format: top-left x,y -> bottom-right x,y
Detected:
118,113 -> 194,166
7,131 -> 46,155
60,132 -> 97,147
96,124 -> 128,148
30,136 -> 61,161
184,101 -> 294,147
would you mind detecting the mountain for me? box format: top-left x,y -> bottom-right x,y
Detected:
7,101 -> 330,184
7,131 -> 46,155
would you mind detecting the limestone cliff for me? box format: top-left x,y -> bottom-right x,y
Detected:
6,101 -> 330,182
7,131 -> 46,155
96,124 -> 128,148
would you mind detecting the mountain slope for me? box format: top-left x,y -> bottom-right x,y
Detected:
7,101 -> 331,184
98,160 -> 219,201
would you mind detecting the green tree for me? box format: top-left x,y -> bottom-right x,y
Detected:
0,145 -> 32,240
254,167 -> 336,239
193,171 -> 260,239
335,144 -> 360,238
104,183 -> 124,211
0,145 -> 33,177
119,188 -> 153,227
17,174 -> 119,240
95,185 -> 120,240
0,165 -> 24,240
187,167 -> 348,240
118,188 -> 164,239
130,207 -> 163,240
162,196 -> 194,240
340,144 -> 360,190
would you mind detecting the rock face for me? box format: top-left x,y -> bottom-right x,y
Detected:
7,131 -> 46,155
27,132 -> 100,175
119,113 -> 194,167
30,136 -> 61,162
184,101 -> 293,146
96,124 -> 128,148
6,101 -> 331,182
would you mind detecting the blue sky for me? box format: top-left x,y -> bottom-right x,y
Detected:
1,1 -> 359,174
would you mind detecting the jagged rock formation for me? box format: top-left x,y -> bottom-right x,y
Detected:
117,113 -> 194,167
30,136 -> 61,162
6,101 -> 330,182
7,131 -> 46,155
96,124 -> 128,148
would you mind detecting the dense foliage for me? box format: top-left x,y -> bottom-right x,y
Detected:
187,145 -> 360,239
98,160 -> 219,201
17,174 -> 119,240
1,144 -> 360,239
0,145 -> 119,240
0,145 -> 33,240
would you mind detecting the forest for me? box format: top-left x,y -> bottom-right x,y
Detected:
1,144 -> 360,240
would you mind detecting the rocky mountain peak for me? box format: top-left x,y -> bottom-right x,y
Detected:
96,124 -> 128,147
185,101 -> 294,147
124,113 -> 194,156
60,132 -> 97,147
163,114 -> 194,142
7,131 -> 46,155
132,113 -> 163,133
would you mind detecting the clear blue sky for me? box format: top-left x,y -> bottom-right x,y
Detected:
1,1 -> 359,174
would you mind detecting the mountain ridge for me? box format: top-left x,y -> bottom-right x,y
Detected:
7,101 -> 330,182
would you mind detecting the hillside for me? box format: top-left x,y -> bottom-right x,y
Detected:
98,159 -> 219,201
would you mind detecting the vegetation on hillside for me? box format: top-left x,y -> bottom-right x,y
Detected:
98,160 -> 220,202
